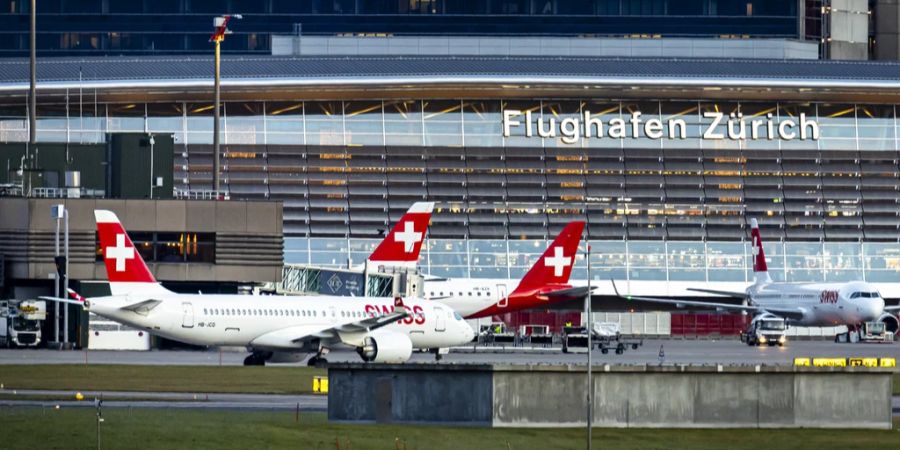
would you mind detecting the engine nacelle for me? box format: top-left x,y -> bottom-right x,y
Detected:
877,313 -> 899,337
356,330 -> 413,363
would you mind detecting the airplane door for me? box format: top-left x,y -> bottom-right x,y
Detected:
181,302 -> 194,328
434,306 -> 446,332
496,284 -> 508,308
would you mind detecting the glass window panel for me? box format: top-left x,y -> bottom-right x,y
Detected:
147,102 -> 184,133
344,101 -> 384,146
779,103 -> 818,150
630,268 -> 667,281
740,102 -> 780,149
502,100 -> 541,148
463,100 -> 502,147
266,101 -> 305,145
306,101 -> 344,146
225,102 -> 264,145
384,100 -> 422,146
707,269 -> 746,282
668,269 -> 705,281
541,100 -> 583,148
423,100 -> 462,147
667,242 -> 705,268
582,100 -> 622,149
621,101 -> 662,149
660,101 -> 701,149
108,103 -> 145,132
699,102 -> 740,150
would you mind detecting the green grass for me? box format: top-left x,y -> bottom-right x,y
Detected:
0,365 -> 326,394
1,408 -> 898,450
895,373 -> 900,395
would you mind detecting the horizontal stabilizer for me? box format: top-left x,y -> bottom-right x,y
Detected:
120,299 -> 162,314
38,296 -> 87,307
543,285 -> 596,299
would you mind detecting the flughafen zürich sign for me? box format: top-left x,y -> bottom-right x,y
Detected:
502,110 -> 820,143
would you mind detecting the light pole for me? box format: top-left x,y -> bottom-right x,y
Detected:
27,0 -> 36,195
584,244 -> 593,450
210,14 -> 241,196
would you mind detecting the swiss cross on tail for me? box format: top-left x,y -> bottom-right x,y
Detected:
368,202 -> 434,264
749,218 -> 768,273
95,210 -> 156,283
513,221 -> 585,294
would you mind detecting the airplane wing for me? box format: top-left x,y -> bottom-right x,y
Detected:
611,281 -> 805,320
249,299 -> 410,349
686,288 -> 749,300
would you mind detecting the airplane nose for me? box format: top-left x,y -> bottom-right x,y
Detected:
870,298 -> 885,321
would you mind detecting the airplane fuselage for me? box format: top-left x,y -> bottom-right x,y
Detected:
87,293 -> 473,350
748,280 -> 884,327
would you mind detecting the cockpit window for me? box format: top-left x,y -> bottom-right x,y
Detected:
850,292 -> 881,299
453,312 -> 463,321
850,292 -> 861,299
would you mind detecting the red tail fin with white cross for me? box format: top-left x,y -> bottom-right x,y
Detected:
512,221 -> 585,294
368,202 -> 434,268
749,218 -> 772,285
95,210 -> 170,295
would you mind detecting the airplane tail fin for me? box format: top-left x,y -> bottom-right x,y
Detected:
749,218 -> 772,285
368,202 -> 434,267
95,210 -> 171,296
512,221 -> 585,294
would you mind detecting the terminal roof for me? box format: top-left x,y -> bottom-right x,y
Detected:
0,55 -> 898,102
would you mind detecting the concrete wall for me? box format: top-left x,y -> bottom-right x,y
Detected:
328,364 -> 893,429
829,0 -> 870,60
875,0 -> 900,60
273,35 -> 820,60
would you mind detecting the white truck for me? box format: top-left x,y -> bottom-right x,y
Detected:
740,316 -> 787,347
0,300 -> 47,348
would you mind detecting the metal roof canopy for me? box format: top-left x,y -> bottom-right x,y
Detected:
0,55 -> 898,103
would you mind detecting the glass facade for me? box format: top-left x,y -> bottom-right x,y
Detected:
286,237 -> 900,282
0,0 -> 801,56
6,96 -> 900,281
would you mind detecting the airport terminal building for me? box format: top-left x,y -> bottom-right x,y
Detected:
2,52 -> 900,297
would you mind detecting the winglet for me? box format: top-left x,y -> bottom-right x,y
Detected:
66,288 -> 85,303
610,279 -> 624,298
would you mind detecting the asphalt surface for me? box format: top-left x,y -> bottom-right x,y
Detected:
0,389 -> 326,412
1,339 -> 897,366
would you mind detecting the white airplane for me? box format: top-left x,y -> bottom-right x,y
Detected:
47,210 -> 474,366
613,218 -> 900,340
423,221 -> 591,319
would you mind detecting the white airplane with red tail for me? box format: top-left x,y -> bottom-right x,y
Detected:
614,219 -> 900,340
365,202 -> 433,270
44,210 -> 474,366
423,221 -> 591,319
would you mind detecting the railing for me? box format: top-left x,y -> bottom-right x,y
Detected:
173,189 -> 230,201
29,187 -> 105,199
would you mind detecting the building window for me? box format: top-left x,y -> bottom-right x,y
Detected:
96,232 -> 215,264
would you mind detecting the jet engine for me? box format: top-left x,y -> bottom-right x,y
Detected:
356,330 -> 413,363
877,313 -> 899,337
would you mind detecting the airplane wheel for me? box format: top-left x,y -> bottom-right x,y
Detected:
601,348 -> 608,354
632,344 -> 639,350
307,356 -> 319,367
243,354 -> 265,366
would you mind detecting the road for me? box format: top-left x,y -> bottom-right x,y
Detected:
0,389 -> 326,411
1,339 -> 897,366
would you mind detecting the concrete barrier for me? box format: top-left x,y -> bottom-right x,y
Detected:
327,364 -> 893,429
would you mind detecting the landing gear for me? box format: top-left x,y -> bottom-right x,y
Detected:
243,351 -> 269,366
432,348 -> 443,361
307,347 -> 330,366
307,355 -> 328,366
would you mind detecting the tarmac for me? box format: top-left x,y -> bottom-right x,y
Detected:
1,339 -> 897,366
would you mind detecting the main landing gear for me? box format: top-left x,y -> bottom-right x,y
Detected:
307,347 -> 330,366
243,351 -> 272,366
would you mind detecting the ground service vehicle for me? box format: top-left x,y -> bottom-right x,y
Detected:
0,300 -> 46,347
741,316 -> 787,347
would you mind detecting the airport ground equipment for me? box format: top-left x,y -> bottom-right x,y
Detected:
836,321 -> 895,343
0,299 -> 46,347
740,316 -> 787,347
519,325 -> 553,346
